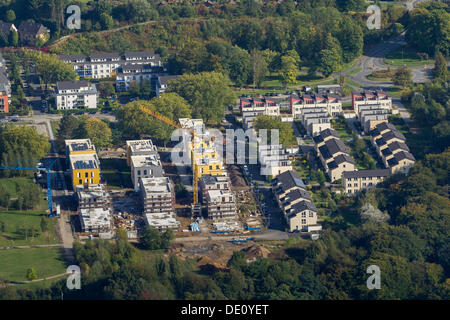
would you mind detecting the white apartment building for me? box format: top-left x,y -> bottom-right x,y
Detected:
59,51 -> 161,80
290,94 -> 342,119
240,97 -> 281,129
258,144 -> 292,177
55,81 -> 97,110
352,91 -> 392,116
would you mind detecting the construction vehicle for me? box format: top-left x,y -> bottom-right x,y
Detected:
138,106 -> 202,216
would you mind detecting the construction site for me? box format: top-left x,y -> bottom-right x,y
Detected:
68,106 -> 265,244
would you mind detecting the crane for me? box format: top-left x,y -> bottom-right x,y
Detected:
0,160 -> 58,217
138,106 -> 201,215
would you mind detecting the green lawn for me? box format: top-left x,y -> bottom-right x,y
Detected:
0,247 -> 66,282
100,158 -> 132,189
384,46 -> 434,67
50,120 -> 60,137
0,210 -> 59,247
347,67 -> 362,75
0,177 -> 39,198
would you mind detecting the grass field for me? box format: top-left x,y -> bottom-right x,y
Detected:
385,46 -> 434,67
347,67 -> 362,75
0,177 -> 39,198
0,210 -> 59,247
100,158 -> 132,189
0,247 -> 66,282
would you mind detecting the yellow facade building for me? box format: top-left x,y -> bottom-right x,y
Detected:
65,139 -> 101,190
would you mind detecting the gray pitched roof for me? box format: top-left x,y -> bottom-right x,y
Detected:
287,200 -> 317,218
334,153 -> 355,165
394,151 -> 415,162
57,80 -> 90,90
273,170 -> 306,192
343,169 -> 391,179
18,21 -> 47,37
325,138 -> 348,155
388,140 -> 409,152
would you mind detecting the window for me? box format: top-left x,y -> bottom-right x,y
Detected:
85,172 -> 88,178
302,212 -> 306,217
90,179 -> 93,184
309,212 -> 314,217
91,172 -> 94,177
79,179 -> 82,184
137,170 -> 141,175
77,172 -> 81,178
301,219 -> 306,225
144,170 -> 147,175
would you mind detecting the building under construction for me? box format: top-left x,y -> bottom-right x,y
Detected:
139,177 -> 180,231
205,189 -> 236,220
76,183 -> 111,210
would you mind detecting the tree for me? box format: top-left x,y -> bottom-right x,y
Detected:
99,13 -> 114,30
117,93 -> 191,143
97,82 -> 116,98
24,51 -> 76,88
81,118 -> 112,149
336,17 -> 363,63
55,115 -> 85,151
0,125 -> 50,169
280,55 -> 297,88
139,226 -> 172,250
360,203 -> 390,224
392,66 -> 412,88
6,10 -> 16,22
40,217 -> 49,233
26,268 -> 37,281
433,52 -> 448,82
253,115 -> 296,148
251,49 -> 268,88
406,9 -> 450,57
8,30 -> 18,47
167,72 -> 234,124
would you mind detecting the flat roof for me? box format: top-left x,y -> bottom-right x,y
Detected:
65,139 -> 95,152
131,154 -> 161,167
140,177 -> 172,194
69,153 -> 99,170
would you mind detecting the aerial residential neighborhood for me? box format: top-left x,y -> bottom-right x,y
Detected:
0,0 -> 448,308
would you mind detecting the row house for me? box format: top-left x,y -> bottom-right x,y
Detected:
55,81 -> 97,110
290,94 -> 342,119
352,91 -> 392,116
342,169 -> 391,195
314,129 -> 355,182
258,143 -> 292,178
240,97 -> 280,129
301,109 -> 332,136
359,105 -> 391,133
370,122 -> 415,174
271,170 -> 321,233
